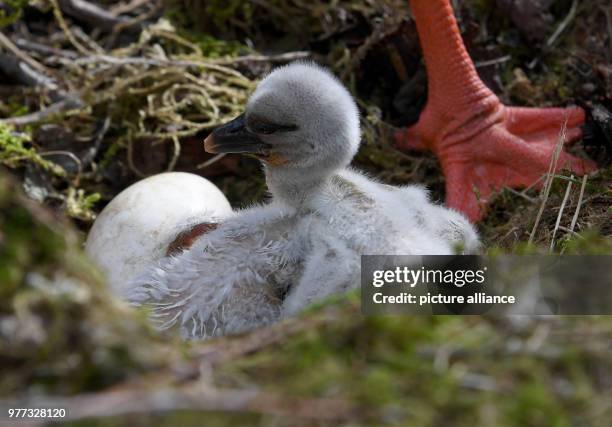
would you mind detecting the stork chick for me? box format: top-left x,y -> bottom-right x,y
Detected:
127,62 -> 479,339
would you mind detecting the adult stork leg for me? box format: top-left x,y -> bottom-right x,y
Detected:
396,0 -> 596,222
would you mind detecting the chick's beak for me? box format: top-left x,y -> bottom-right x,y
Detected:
204,114 -> 270,155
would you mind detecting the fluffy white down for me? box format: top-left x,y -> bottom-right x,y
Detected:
127,63 -> 480,340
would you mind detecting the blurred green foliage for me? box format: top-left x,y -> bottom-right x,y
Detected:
0,0 -> 28,28
0,170 -> 172,395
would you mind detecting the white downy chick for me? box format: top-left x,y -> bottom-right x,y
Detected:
127,62 -> 480,339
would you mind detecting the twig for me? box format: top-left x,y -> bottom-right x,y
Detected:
74,53 -> 308,72
521,174 -> 547,194
126,134 -> 147,178
340,13 -> 405,81
108,0 -> 162,39
72,26 -> 105,53
12,150 -> 83,186
167,135 -> 181,172
528,120 -> 567,245
601,5 -> 612,47
109,0 -> 149,16
505,186 -> 536,203
73,55 -> 253,82
528,0 -> 579,69
0,383 -> 355,423
557,225 -> 582,238
0,53 -> 59,93
12,37 -> 78,60
0,31 -> 50,75
569,174 -> 588,233
549,175 -> 573,252
458,372 -> 498,392
57,0 -> 132,32
0,50 -> 85,123
500,226 -> 520,242
546,0 -> 579,48
49,0 -> 91,55
197,153 -> 226,170
475,55 -> 512,68
191,316 -> 328,365
0,97 -> 83,126
82,117 -> 111,167
210,51 -> 311,65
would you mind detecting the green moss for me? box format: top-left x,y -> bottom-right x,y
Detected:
207,309 -> 609,426
561,230 -> 612,254
0,123 -> 66,177
181,31 -> 248,57
65,187 -> 101,222
0,123 -> 102,221
508,383 -> 571,427
0,0 -> 27,28
0,170 -> 173,395
0,97 -> 30,118
165,0 -> 255,39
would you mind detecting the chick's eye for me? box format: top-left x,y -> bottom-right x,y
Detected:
250,122 -> 278,135
248,119 -> 298,135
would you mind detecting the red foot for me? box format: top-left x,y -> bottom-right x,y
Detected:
398,0 -> 597,222
395,102 -> 596,222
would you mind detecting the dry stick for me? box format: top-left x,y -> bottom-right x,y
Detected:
167,135 -> 181,172
212,51 -> 311,64
191,315 -> 333,365
549,175 -> 573,252
0,35 -> 86,119
528,121 -> 567,245
126,134 -> 147,178
39,150 -> 83,185
528,0 -> 578,69
0,317 -> 353,424
557,225 -> 582,238
475,55 -> 512,68
0,53 -> 59,91
82,116 -> 111,167
57,0 -> 131,32
105,0 -> 163,48
0,384 -> 355,424
546,0 -> 579,48
602,4 -> 612,45
49,0 -> 92,55
110,0 -> 150,16
13,37 -> 79,60
0,98 -> 83,126
73,53 -> 298,79
197,153 -> 226,170
340,11 -> 405,81
569,174 -> 588,233
0,31 -> 50,75
506,187 -> 536,203
72,26 -> 105,53
0,50 -> 83,116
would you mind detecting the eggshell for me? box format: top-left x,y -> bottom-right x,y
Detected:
85,172 -> 232,295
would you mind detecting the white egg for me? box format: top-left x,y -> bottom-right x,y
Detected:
85,172 -> 232,295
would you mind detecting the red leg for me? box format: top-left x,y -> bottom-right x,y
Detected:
396,0 -> 597,222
